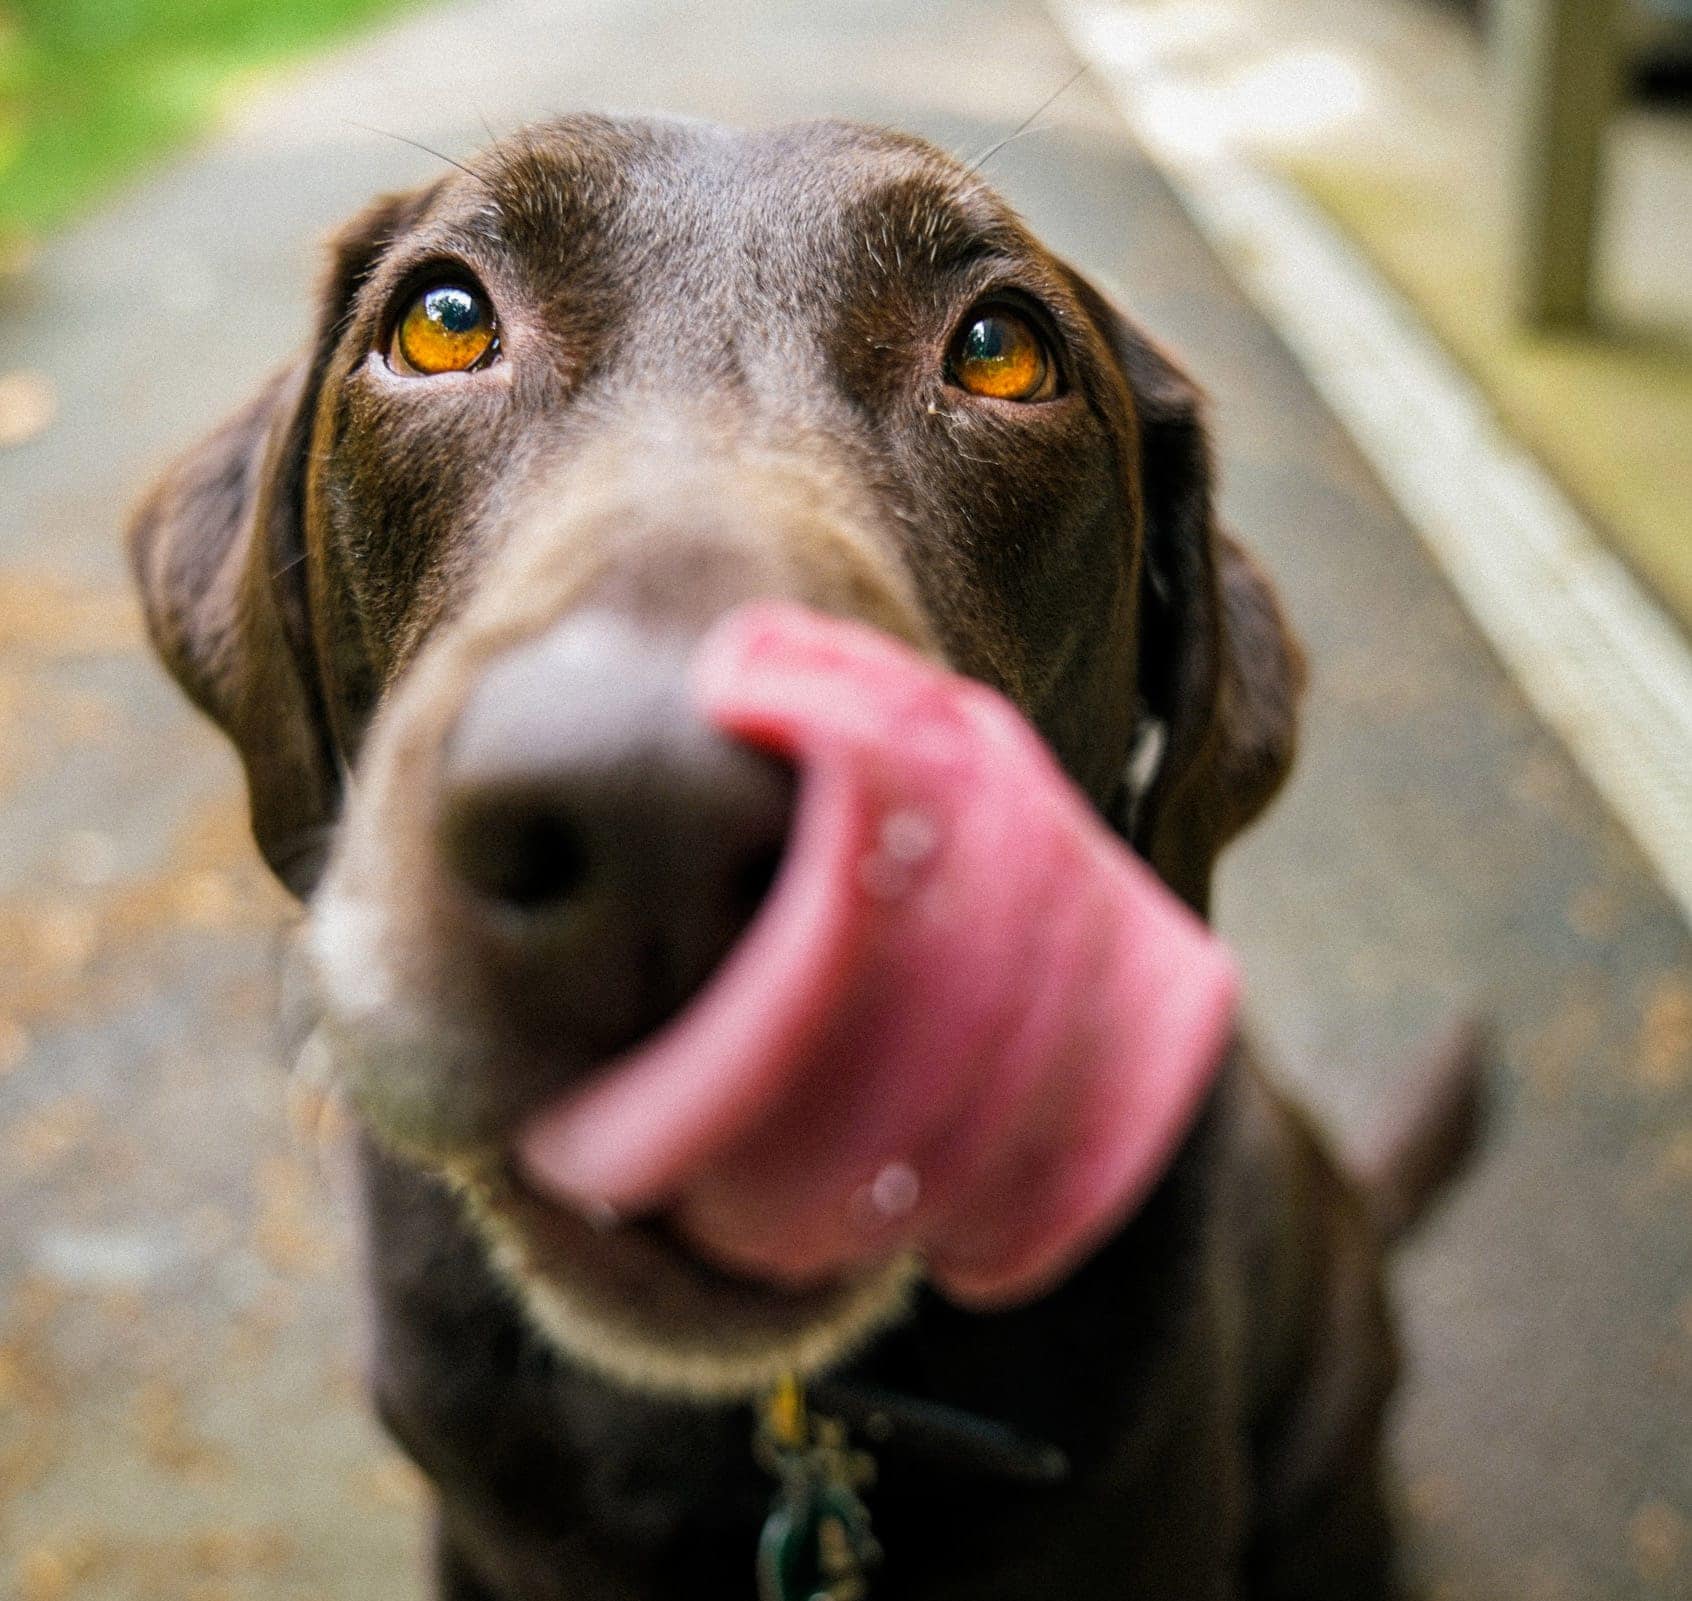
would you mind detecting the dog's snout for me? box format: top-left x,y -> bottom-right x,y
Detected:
437,614 -> 794,1046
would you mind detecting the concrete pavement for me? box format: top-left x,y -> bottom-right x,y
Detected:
1,1 -> 1688,1596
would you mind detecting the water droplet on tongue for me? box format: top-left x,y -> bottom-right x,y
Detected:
858,808 -> 942,899
881,809 -> 940,864
870,1161 -> 921,1217
849,1162 -> 922,1236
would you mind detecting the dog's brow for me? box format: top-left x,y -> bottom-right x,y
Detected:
846,176 -> 1006,274
461,200 -> 509,248
472,124 -> 644,248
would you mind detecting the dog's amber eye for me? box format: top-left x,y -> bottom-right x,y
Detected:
390,284 -> 497,376
948,309 -> 1055,402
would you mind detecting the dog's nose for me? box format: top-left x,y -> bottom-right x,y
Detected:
437,614 -> 795,1049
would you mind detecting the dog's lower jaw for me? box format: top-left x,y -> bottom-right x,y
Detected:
305,909 -> 918,1400
443,1161 -> 922,1401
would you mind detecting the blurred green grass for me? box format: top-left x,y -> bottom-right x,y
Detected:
0,0 -> 422,241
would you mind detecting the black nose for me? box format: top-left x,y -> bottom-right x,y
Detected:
437,614 -> 795,1052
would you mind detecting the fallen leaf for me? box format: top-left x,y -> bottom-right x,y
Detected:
1638,976 -> 1692,1092
0,370 -> 56,450
0,1016 -> 28,1075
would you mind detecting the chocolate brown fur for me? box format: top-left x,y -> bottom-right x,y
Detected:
129,115 -> 1448,1599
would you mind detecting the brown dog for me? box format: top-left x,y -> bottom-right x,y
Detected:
129,116 -> 1474,1600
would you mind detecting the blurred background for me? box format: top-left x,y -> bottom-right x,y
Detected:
1,1 -> 1688,1597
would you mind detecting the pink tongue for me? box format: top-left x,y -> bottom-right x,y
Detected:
516,603 -> 1237,1308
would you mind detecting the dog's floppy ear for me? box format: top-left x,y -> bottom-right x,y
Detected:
1066,270 -> 1305,915
128,186 -> 437,897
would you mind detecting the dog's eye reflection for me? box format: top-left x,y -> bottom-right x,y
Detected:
948,309 -> 1056,403
389,284 -> 498,376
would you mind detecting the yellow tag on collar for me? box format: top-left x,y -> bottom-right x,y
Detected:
756,1373 -> 880,1601
766,1371 -> 809,1451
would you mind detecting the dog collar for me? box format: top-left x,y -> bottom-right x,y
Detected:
752,1373 -> 1070,1601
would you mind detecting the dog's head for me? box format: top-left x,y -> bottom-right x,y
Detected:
129,116 -> 1301,1396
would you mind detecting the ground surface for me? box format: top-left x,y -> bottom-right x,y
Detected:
1097,0 -> 1692,630
0,1 -> 1688,1597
